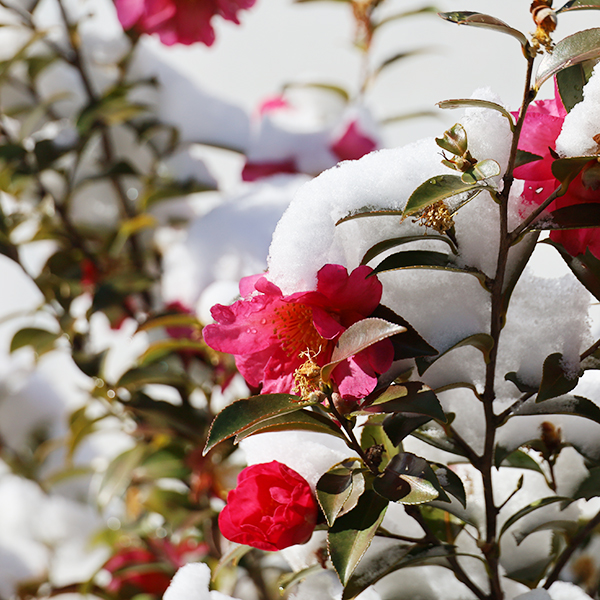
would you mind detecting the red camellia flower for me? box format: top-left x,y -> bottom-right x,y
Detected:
114,0 -> 256,47
514,83 -> 600,258
202,264 -> 394,401
218,461 -> 318,551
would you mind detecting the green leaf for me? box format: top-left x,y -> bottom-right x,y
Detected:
437,99 -> 515,131
336,207 -> 404,226
98,445 -> 148,505
362,382 -> 446,422
369,304 -> 438,361
551,156 -> 595,192
537,353 -> 579,402
514,519 -> 579,545
556,63 -> 588,111
383,413 -> 433,446
282,81 -> 350,102
137,313 -> 202,332
361,235 -> 457,266
417,333 -> 494,375
515,150 -> 543,170
536,202 -> 600,231
277,565 -> 324,593
438,12 -> 528,48
328,490 -> 388,586
504,372 -> 538,394
461,159 -> 501,184
536,28 -> 600,90
138,339 -> 205,365
403,174 -> 488,217
361,418 -> 397,469
317,459 -> 365,526
499,496 -> 571,539
373,49 -> 431,78
419,506 -> 466,543
374,6 -> 438,29
321,318 -> 406,382
435,123 -> 468,157
572,466 -> 600,500
374,453 -> 439,504
511,394 -> 600,427
495,448 -> 545,475
117,361 -> 188,390
10,327 -> 60,356
431,464 -> 467,507
557,0 -> 600,13
203,394 -> 313,455
234,409 -> 347,443
342,544 -> 454,600
411,421 -> 468,457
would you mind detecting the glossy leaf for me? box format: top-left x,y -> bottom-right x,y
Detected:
435,123 -> 468,157
203,394 -> 313,455
533,203 -> 600,231
235,409 -> 347,443
431,464 -> 467,507
321,318 -> 406,382
342,544 -> 453,600
439,12 -> 528,48
511,394 -> 600,426
514,519 -> 579,545
10,327 -> 60,356
536,28 -> 600,90
383,413 -> 433,446
572,466 -> 600,500
495,448 -> 545,475
437,98 -> 515,131
417,333 -> 494,375
361,418 -> 397,470
363,382 -> 446,422
403,174 -> 487,217
369,304 -> 438,361
336,207 -> 404,226
317,459 -> 365,526
499,496 -> 571,539
419,506 -> 466,543
361,234 -> 457,266
328,490 -> 388,586
536,353 -> 579,402
412,421 -> 467,457
515,150 -> 543,169
557,0 -> 600,13
461,159 -> 501,184
544,239 -> 600,301
556,63 -> 588,111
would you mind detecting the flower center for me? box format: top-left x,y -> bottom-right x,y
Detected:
272,303 -> 324,359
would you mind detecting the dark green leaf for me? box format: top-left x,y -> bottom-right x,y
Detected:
419,506 -> 466,543
317,459 -> 365,526
537,353 -> 579,402
117,362 -> 188,390
557,0 -> 600,13
515,150 -> 543,169
321,318 -> 406,382
383,414 -> 433,446
437,99 -> 515,131
98,445 -> 148,505
139,339 -> 206,365
342,544 -> 453,600
431,464 -> 466,507
362,382 -> 446,422
495,448 -> 545,475
514,519 -> 579,545
369,304 -> 437,361
557,63 -> 588,111
234,409 -> 347,443
361,235 -> 457,266
328,490 -> 388,586
10,327 -> 60,356
438,12 -> 528,48
572,466 -> 600,500
534,203 -> 600,231
504,372 -> 538,394
536,28 -> 600,90
361,417 -> 398,469
512,395 -> 600,427
412,421 -> 467,457
499,496 -> 571,539
417,333 -> 494,375
203,394 -> 313,455
403,174 -> 487,217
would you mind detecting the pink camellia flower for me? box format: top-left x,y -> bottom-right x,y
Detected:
513,82 -> 567,206
203,264 -> 394,401
330,119 -> 378,162
114,0 -> 256,47
515,83 -> 600,258
218,461 -> 318,551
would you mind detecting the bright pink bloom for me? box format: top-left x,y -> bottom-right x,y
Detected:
513,82 -> 567,206
203,264 -> 394,401
514,83 -> 600,258
331,120 -> 378,162
114,0 -> 256,47
218,461 -> 318,551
